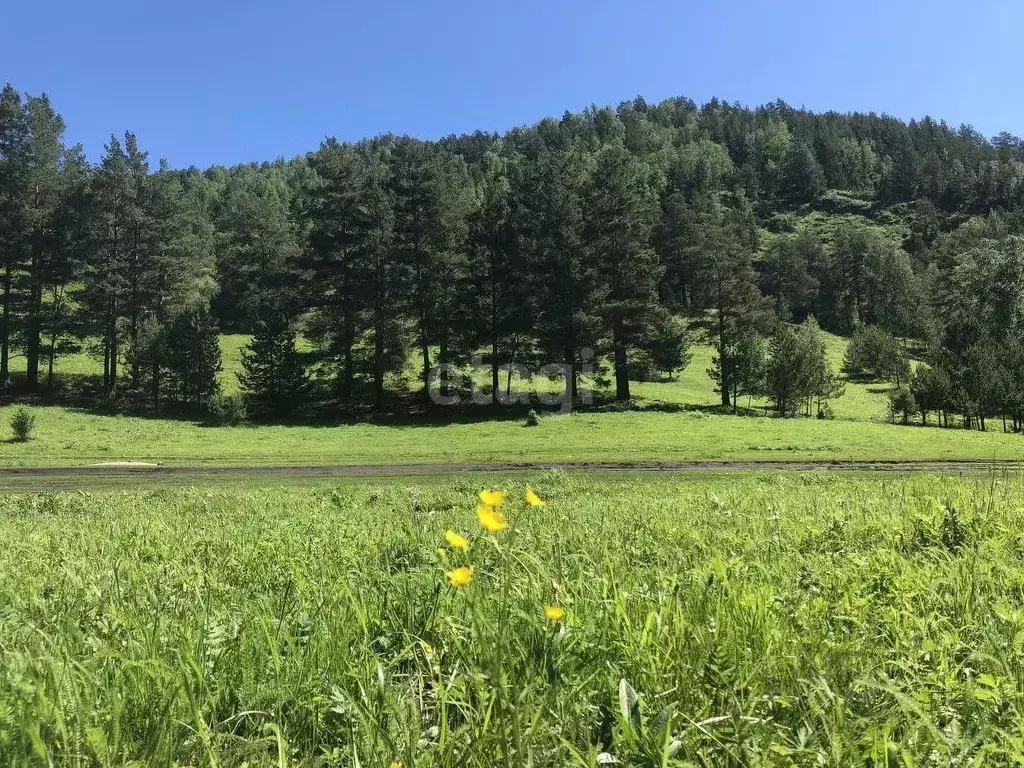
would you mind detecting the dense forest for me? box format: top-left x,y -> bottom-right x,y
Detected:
3,84 -> 1024,428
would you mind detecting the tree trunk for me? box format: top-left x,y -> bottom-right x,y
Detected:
562,344 -> 576,409
374,272 -> 385,415
421,342 -> 431,400
438,339 -> 449,400
491,336 -> 500,406
717,303 -> 730,408
151,354 -> 160,410
25,253 -> 42,391
0,259 -> 11,385
613,315 -> 629,401
108,298 -> 119,392
103,338 -> 110,391
339,301 -> 353,402
506,355 -> 515,398
342,343 -> 352,401
490,270 -> 499,405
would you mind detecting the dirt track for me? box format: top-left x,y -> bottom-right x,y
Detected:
0,459 -> 1020,490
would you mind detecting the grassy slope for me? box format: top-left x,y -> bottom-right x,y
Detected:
2,474 -> 1023,764
55,333 -> 252,394
0,330 -> 1012,468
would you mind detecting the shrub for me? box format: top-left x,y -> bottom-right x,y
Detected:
641,313 -> 692,381
844,325 -> 910,385
205,393 -> 247,426
524,409 -> 540,427
11,408 -> 35,442
626,348 -> 660,383
888,386 -> 917,425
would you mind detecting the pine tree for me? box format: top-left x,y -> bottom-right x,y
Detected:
730,326 -> 766,409
43,143 -> 90,389
163,308 -> 221,413
582,142 -> 662,400
214,165 -> 301,331
306,142 -> 408,409
795,316 -> 843,417
642,312 -> 692,381
468,151 -> 535,403
764,324 -> 802,416
781,139 -> 824,204
121,133 -> 152,391
20,94 -> 67,391
84,134 -> 136,392
760,231 -> 821,322
523,149 -> 598,405
694,199 -> 771,408
355,145 -> 403,410
306,139 -> 366,400
132,163 -> 216,408
239,309 -> 308,418
0,84 -> 27,386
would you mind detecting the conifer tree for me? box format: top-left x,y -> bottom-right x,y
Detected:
355,145 -> 403,409
390,138 -> 474,397
694,199 -> 771,408
522,149 -> 598,404
163,308 -> 221,413
306,139 -> 365,400
468,151 -> 535,403
20,94 -> 66,391
0,84 -> 26,386
582,142 -> 662,400
239,308 -> 308,418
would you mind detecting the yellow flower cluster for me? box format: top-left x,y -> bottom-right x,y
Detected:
440,487 -> 564,622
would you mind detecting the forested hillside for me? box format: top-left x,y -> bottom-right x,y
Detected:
2,85 -> 1024,427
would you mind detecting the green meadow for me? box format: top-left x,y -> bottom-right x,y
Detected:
3,473 -> 1024,765
1,402 -> 1023,469
2,331 -> 1008,470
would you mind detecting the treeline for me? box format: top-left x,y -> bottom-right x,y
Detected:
3,84 -> 1024,424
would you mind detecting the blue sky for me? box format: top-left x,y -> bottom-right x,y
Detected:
2,0 -> 1021,168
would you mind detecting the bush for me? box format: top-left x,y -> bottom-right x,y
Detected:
626,348 -> 660,383
11,408 -> 35,442
888,387 -> 917,425
205,393 -> 247,426
844,325 -> 910,385
524,409 -> 540,427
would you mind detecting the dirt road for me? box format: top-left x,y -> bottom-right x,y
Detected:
0,459 -> 1019,490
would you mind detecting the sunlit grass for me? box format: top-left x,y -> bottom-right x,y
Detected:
0,331 -> 967,471
0,403 -> 1021,467
2,473 -> 1024,764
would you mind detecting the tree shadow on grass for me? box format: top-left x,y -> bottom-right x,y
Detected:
1,373 -> 781,429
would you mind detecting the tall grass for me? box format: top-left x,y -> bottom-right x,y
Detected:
1,473 -> 1024,765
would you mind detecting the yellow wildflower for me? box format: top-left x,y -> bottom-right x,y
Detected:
544,605 -> 565,622
477,503 -> 508,532
479,489 -> 506,507
444,529 -> 470,550
446,565 -> 473,588
389,762 -> 403,768
525,487 -> 546,507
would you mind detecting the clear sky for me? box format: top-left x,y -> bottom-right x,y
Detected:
3,0 -> 1021,168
